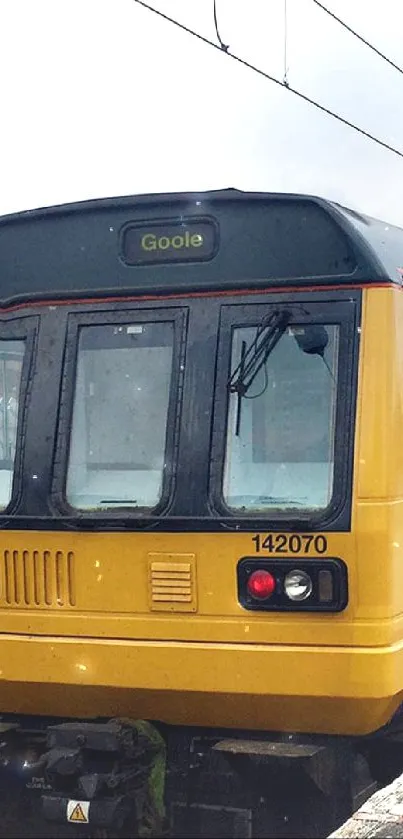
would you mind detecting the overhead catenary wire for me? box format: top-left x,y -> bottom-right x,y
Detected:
133,0 -> 403,160
312,0 -> 403,77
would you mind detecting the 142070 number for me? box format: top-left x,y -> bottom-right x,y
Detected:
252,533 -> 328,554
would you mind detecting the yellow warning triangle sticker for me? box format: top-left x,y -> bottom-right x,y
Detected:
69,803 -> 88,823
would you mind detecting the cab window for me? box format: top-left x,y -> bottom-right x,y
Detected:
66,321 -> 175,511
0,341 -> 25,509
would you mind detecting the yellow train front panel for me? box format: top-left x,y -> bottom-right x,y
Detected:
0,191 -> 402,740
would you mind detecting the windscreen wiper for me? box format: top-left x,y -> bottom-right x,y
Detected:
228,309 -> 292,436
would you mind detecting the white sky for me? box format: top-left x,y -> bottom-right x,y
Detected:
1,0 -> 402,223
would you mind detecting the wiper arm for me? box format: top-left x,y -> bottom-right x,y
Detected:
229,309 -> 292,396
228,309 -> 292,436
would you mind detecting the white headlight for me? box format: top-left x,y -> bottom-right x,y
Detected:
284,570 -> 313,602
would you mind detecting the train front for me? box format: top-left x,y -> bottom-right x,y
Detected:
0,189 -> 402,837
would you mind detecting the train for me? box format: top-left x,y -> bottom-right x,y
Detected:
0,188 -> 401,837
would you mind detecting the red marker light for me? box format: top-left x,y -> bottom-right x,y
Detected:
247,569 -> 276,600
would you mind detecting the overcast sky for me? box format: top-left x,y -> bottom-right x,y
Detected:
1,0 -> 402,223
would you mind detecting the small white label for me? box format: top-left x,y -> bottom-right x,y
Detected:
127,325 -> 143,334
66,800 -> 90,823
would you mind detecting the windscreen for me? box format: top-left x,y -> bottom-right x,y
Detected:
0,341 -> 25,509
66,321 -> 174,510
223,324 -> 339,512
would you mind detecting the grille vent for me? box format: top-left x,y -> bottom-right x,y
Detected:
1,550 -> 76,608
148,554 -> 197,613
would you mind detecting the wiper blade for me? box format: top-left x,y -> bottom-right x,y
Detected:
228,309 -> 292,435
229,309 -> 292,396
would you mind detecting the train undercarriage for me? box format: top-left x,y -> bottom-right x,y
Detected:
0,714 -> 399,838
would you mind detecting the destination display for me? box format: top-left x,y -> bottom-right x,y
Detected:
121,217 -> 218,265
